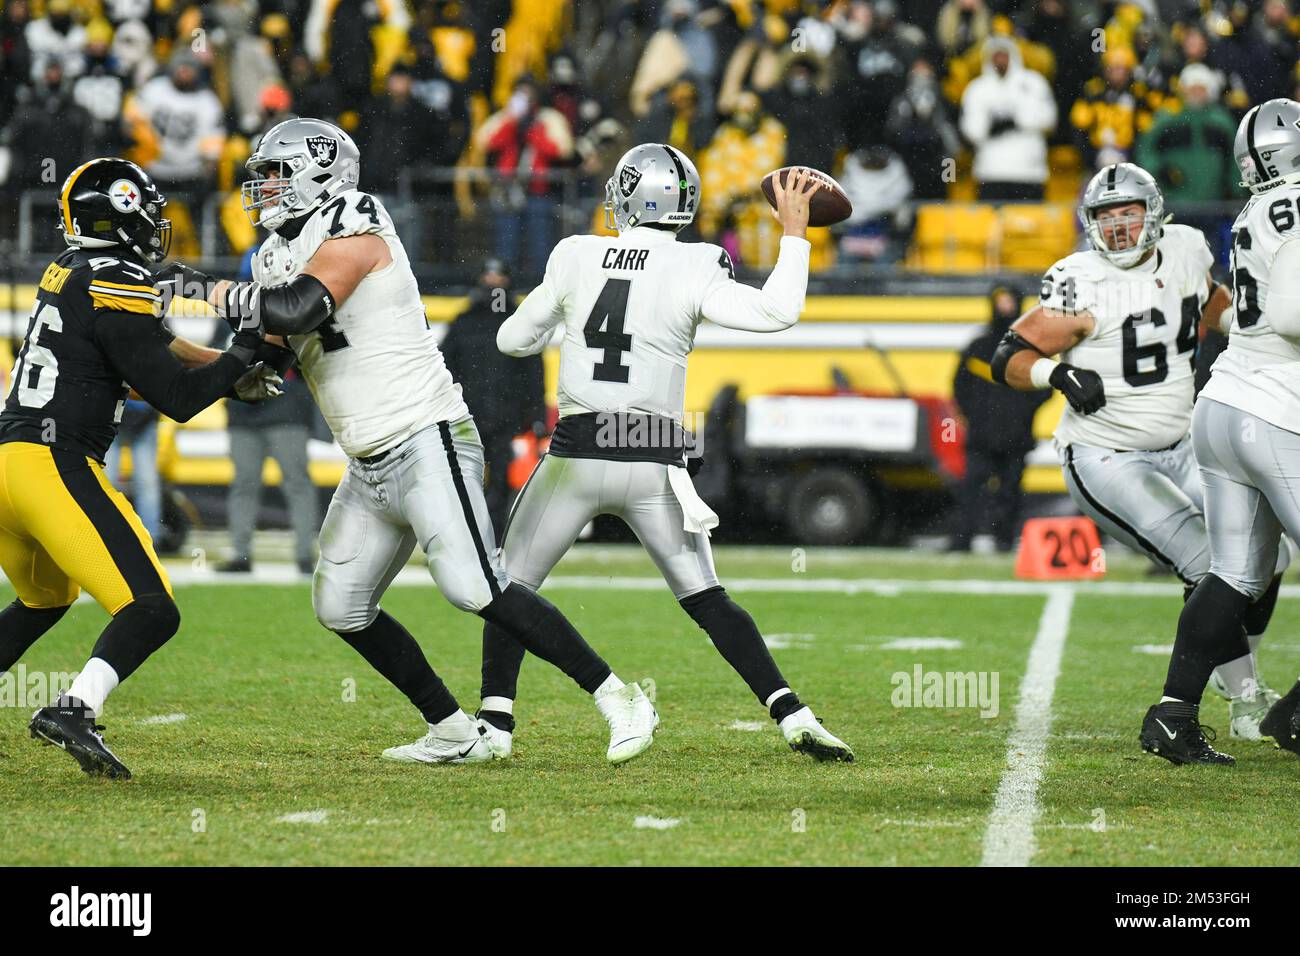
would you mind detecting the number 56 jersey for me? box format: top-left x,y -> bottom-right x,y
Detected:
1199,183 -> 1300,432
1039,223 -> 1213,451
253,189 -> 467,458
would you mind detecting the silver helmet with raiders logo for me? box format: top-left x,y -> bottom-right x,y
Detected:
242,117 -> 360,231
604,143 -> 700,233
1235,98 -> 1300,194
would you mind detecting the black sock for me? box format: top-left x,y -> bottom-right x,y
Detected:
91,593 -> 180,682
479,584 -> 611,694
680,586 -> 792,707
335,610 -> 459,725
1244,574 -> 1283,637
478,709 -> 515,733
1163,575 -> 1252,703
0,600 -> 70,671
480,620 -> 527,701
769,691 -> 804,722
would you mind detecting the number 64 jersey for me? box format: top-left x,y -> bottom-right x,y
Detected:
1199,182 -> 1300,431
1039,223 -> 1214,452
253,188 -> 467,458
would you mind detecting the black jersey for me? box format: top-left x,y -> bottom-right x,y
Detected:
1,247 -> 255,463
1,249 -> 164,462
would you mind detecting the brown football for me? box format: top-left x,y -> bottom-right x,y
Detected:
760,166 -> 853,227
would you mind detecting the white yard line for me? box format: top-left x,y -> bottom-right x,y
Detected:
980,587 -> 1075,868
134,565 -> 1290,598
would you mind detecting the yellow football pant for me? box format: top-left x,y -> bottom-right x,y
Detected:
0,442 -> 172,614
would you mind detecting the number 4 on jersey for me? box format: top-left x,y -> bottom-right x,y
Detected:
584,278 -> 632,383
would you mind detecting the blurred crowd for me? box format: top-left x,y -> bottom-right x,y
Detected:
1,0 -> 1297,271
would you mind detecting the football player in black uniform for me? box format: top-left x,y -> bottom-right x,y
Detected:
0,158 -> 278,779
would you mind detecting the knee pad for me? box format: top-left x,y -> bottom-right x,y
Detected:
91,592 -> 181,679
311,568 -> 378,633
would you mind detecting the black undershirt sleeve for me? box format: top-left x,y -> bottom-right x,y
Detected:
95,311 -> 253,423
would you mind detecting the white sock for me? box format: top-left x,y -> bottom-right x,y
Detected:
1213,653 -> 1257,698
481,696 -> 514,715
66,658 -> 120,717
432,708 -> 469,728
594,673 -> 624,698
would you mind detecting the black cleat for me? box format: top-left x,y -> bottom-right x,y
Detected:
29,696 -> 132,780
1260,679 -> 1300,757
1140,701 -> 1235,766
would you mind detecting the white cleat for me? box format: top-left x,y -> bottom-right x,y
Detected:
1208,671 -> 1233,702
476,717 -> 513,759
594,682 -> 657,765
780,707 -> 854,763
381,713 -> 494,764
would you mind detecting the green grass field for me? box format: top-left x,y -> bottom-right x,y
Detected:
2,545 -> 1299,866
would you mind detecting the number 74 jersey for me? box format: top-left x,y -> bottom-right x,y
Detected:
1200,182 -> 1300,432
1038,223 -> 1213,452
252,189 -> 467,458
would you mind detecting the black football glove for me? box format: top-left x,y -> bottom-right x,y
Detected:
254,339 -> 297,376
1049,363 -> 1106,415
154,261 -> 216,304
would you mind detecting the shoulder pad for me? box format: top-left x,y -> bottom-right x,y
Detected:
308,190 -> 389,242
82,254 -> 160,315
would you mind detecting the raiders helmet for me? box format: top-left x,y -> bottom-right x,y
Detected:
604,143 -> 700,233
59,158 -> 171,262
1235,98 -> 1300,194
243,117 -> 361,231
1079,162 -> 1165,269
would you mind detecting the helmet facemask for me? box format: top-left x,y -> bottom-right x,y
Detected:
242,158 -> 301,231
1083,200 -> 1162,268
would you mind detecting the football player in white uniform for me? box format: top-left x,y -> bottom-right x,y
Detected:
992,162 -> 1288,746
1137,100 -> 1300,763
156,118 -> 658,765
472,144 -> 853,763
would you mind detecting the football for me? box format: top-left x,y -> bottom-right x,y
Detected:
760,166 -> 853,227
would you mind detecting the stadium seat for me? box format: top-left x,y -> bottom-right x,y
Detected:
997,204 -> 1079,271
1045,145 -> 1085,203
908,204 -> 998,273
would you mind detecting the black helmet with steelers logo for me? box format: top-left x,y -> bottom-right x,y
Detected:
59,158 -> 172,263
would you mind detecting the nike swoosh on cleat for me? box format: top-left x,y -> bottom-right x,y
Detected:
1155,718 -> 1178,740
455,744 -> 479,759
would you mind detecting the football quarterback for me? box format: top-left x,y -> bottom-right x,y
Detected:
0,157 -> 277,779
1139,99 -> 1300,763
992,162 -> 1288,745
158,118 -> 657,765
474,144 -> 853,763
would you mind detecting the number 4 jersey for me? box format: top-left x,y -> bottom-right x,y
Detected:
1038,223 -> 1213,451
253,188 -> 467,458
497,227 -> 811,425
1199,182 -> 1300,432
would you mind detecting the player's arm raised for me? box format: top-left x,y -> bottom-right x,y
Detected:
992,305 -> 1107,414
699,167 -> 821,332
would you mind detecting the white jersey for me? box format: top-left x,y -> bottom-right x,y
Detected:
1040,224 -> 1214,451
253,189 -> 467,458
1199,183 -> 1300,432
497,226 -> 811,422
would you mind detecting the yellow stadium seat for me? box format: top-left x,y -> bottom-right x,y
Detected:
908,204 -> 998,274
997,204 -> 1078,272
1046,145 -> 1084,203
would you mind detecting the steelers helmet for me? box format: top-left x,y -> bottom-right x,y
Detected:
1078,162 -> 1165,269
604,143 -> 700,233
243,117 -> 361,231
59,158 -> 171,262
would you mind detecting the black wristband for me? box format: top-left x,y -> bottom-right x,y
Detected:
226,331 -> 262,365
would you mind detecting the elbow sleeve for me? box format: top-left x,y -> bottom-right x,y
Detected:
248,274 -> 336,336
990,330 -> 1044,385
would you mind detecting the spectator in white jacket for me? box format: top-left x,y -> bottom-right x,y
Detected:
959,37 -> 1056,201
